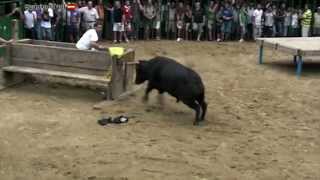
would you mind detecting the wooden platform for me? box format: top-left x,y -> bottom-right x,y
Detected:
256,37 -> 320,78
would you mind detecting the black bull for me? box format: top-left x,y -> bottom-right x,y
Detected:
135,56 -> 207,125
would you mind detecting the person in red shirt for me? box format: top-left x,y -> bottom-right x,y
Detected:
123,0 -> 133,41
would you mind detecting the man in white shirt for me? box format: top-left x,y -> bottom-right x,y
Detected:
79,1 -> 99,31
253,4 -> 263,39
23,7 -> 37,39
313,7 -> 320,36
76,24 -> 103,51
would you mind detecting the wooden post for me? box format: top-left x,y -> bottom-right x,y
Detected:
11,19 -> 19,40
296,55 -> 303,78
258,40 -> 264,64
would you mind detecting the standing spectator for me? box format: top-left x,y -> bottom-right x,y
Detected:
41,9 -> 53,41
176,1 -> 185,42
207,0 -> 218,41
271,4 -> 277,37
284,7 -> 291,37
123,0 -> 133,41
301,4 -> 312,37
96,0 -> 105,39
192,1 -> 205,41
253,4 -> 263,39
239,3 -> 248,42
264,6 -> 274,37
216,5 -> 223,42
153,0 -> 161,40
161,1 -> 170,39
66,3 -> 80,43
246,3 -> 254,40
132,0 -> 141,40
184,4 -> 192,41
275,3 -> 286,37
167,1 -> 176,39
313,7 -> 320,36
79,1 -> 99,31
112,1 -> 125,43
140,0 -> 156,40
7,3 -> 22,19
222,2 -> 233,41
290,9 -> 300,37
232,3 -> 241,40
35,6 -> 43,40
23,7 -> 37,39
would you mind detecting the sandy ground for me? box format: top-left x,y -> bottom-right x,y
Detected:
0,41 -> 320,180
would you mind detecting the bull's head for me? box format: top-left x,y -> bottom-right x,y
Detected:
135,60 -> 149,84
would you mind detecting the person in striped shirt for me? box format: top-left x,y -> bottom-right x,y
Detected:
301,4 -> 312,37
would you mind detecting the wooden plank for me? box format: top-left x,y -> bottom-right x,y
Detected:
11,44 -> 112,71
2,66 -> 111,84
31,40 -> 76,48
122,50 -> 135,91
11,57 -> 110,76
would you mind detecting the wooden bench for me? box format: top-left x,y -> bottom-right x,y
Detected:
0,39 -> 136,100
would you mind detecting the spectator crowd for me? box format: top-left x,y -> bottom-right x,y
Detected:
8,0 -> 320,43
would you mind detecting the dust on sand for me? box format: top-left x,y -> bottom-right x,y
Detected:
0,41 -> 319,180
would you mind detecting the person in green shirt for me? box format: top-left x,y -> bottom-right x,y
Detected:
239,3 -> 248,42
207,0 -> 218,41
301,4 -> 312,37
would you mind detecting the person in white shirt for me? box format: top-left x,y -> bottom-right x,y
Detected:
253,4 -> 263,39
290,9 -> 299,37
41,8 -> 54,41
313,7 -> 320,36
76,24 -> 103,51
79,1 -> 99,31
23,7 -> 37,39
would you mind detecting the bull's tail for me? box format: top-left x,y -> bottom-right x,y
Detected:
197,91 -> 207,120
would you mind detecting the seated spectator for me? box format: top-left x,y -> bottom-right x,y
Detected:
23,7 -> 37,39
176,1 -> 185,42
313,7 -> 320,36
192,1 -> 205,41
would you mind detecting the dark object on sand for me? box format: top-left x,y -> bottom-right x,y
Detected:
97,116 -> 129,126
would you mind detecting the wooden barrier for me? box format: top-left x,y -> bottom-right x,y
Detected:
0,40 -> 136,100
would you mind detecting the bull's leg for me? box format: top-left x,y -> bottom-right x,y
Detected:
143,84 -> 153,102
201,101 -> 208,120
157,90 -> 164,106
182,99 -> 201,126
